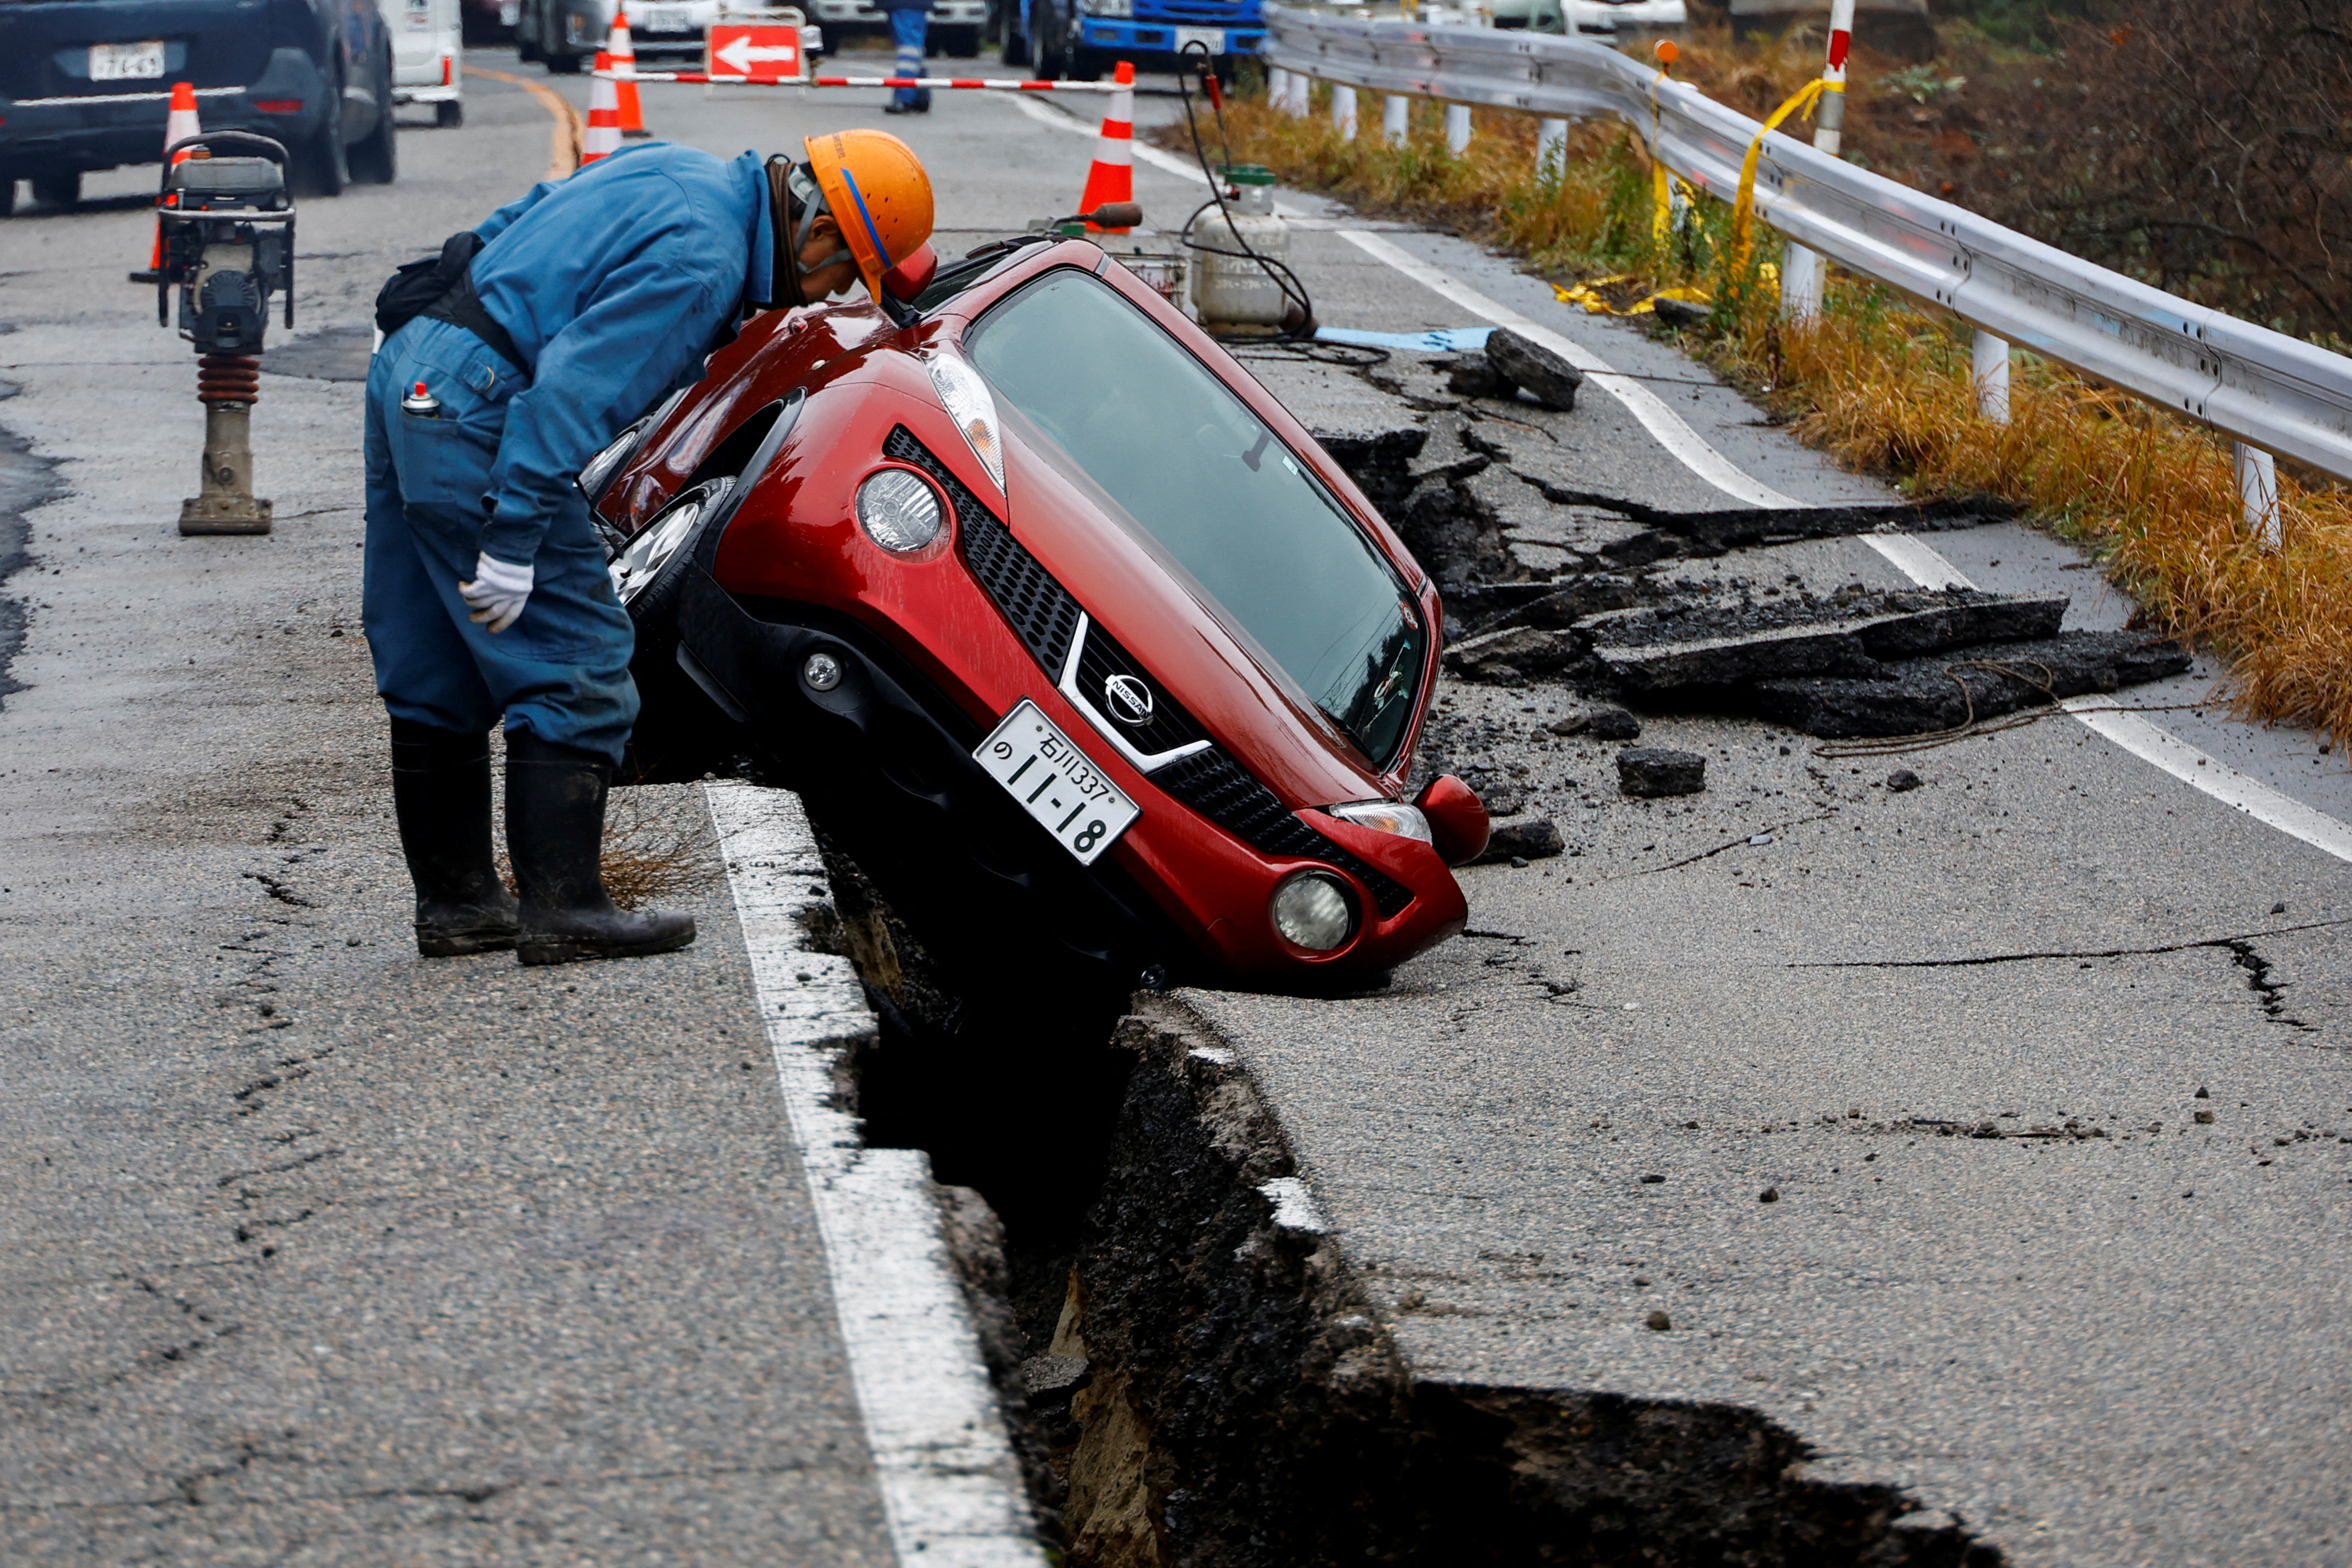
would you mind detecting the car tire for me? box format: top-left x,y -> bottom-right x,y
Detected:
1069,44 -> 1105,80
939,24 -> 981,56
436,98 -> 465,128
1001,25 -> 1029,65
0,180 -> 16,219
293,116 -> 348,198
30,170 -> 80,209
546,49 -> 584,73
349,65 -> 398,184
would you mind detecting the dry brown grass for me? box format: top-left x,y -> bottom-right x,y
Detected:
495,786 -> 722,911
1166,70 -> 2352,741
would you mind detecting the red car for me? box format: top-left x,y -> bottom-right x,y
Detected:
588,235 -> 1489,993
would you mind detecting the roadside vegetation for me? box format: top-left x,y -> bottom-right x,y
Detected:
1167,0 -> 2352,740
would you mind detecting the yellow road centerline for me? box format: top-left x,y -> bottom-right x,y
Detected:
464,64 -> 581,182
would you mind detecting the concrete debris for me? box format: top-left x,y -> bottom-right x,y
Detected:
1485,328 -> 1584,411
1445,357 -> 1516,399
1473,817 -> 1566,864
1443,624 -> 1588,685
1619,749 -> 1707,798
1646,1310 -> 1673,1331
1887,769 -> 1923,793
1652,293 -> 1710,328
1547,703 -> 1640,741
1525,491 -> 2018,558
1021,1353 -> 1092,1406
1751,632 -> 2193,738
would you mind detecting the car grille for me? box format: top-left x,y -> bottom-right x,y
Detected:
888,426 -> 1408,917
1071,620 -> 1206,758
1135,0 -> 1259,21
1154,750 -> 1415,918
887,425 -> 1080,676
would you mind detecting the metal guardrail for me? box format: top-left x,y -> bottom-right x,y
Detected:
1262,9 -> 2352,492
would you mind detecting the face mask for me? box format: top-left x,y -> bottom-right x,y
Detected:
767,156 -> 854,308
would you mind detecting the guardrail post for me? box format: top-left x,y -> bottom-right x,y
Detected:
1333,84 -> 1358,139
2236,441 -> 2281,550
1269,67 -> 1298,117
1783,246 -> 1823,320
1445,103 -> 1471,154
1971,330 -> 2010,425
1779,0 -> 1853,323
1537,116 -> 1566,180
1383,94 -> 1410,145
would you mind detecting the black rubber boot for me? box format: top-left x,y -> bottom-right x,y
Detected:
389,718 -> 520,957
505,732 -> 696,966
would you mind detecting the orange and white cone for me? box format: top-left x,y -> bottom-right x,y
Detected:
609,13 -> 649,138
146,80 -> 204,272
1077,59 -> 1135,233
582,53 -> 622,164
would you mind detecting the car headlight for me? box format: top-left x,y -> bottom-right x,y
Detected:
856,467 -> 944,552
924,351 -> 1005,493
1270,871 -> 1354,951
1081,0 -> 1131,15
577,417 -> 647,505
1326,800 -> 1433,843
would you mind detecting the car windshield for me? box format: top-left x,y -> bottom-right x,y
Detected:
963,269 -> 1426,771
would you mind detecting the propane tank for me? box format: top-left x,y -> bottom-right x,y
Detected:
1188,165 -> 1290,330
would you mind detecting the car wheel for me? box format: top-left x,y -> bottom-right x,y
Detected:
30,170 -> 79,208
1069,44 -> 1104,80
349,63 -> 398,184
293,115 -> 348,198
1001,24 -> 1029,65
611,477 -> 736,652
0,180 -> 15,219
546,49 -> 584,73
939,24 -> 981,56
436,99 -> 465,128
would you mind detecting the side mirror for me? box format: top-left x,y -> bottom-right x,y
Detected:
1415,775 -> 1489,867
880,240 -> 938,302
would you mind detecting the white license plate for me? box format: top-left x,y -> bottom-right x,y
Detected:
642,5 -> 692,30
975,700 -> 1138,867
89,39 -> 166,81
1173,25 -> 1226,53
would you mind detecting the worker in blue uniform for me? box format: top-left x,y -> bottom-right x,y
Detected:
364,131 -> 935,964
880,0 -> 933,114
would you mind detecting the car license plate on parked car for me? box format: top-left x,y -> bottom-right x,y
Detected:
1173,25 -> 1225,53
975,700 -> 1138,867
89,40 -> 166,81
642,4 -> 692,30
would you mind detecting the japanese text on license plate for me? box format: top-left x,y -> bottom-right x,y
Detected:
974,701 -> 1139,867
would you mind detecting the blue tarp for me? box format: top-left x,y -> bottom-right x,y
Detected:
1312,325 -> 1494,354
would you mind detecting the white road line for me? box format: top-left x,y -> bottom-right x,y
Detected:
1862,533 -> 1975,589
704,781 -> 1044,1568
1335,230 -> 1802,511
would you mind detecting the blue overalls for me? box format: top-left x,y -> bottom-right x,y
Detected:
880,0 -> 933,110
362,143 -> 777,765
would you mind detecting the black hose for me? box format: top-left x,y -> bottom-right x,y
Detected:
1174,44 -> 1316,343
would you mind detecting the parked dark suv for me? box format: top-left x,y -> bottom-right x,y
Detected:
0,0 -> 399,212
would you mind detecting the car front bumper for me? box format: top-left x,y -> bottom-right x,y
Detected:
1075,18 -> 1263,53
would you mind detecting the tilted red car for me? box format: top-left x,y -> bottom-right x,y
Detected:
586,235 -> 1488,994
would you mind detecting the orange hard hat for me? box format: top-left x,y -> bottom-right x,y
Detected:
804,129 -> 934,303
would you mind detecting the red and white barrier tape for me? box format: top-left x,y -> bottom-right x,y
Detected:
597,70 -> 1127,90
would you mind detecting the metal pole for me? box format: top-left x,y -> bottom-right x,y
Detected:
1444,102 -> 1471,154
1383,93 -> 1409,145
2236,441 -> 2281,551
1536,116 -> 1566,180
1972,330 -> 2011,425
1333,84 -> 1358,140
1782,0 -> 1855,322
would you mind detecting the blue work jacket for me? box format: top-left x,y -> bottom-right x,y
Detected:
465,142 -> 776,567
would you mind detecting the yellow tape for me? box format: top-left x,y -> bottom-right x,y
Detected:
1551,278 -> 1714,319
1730,76 -> 1826,271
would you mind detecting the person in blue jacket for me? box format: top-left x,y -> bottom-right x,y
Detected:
364,132 -> 935,965
879,0 -> 933,114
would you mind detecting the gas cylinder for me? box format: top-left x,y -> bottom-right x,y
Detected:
1188,165 -> 1290,329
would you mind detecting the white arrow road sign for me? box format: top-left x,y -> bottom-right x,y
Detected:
711,28 -> 801,76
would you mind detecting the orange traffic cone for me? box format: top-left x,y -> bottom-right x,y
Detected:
138,81 -> 204,278
609,14 -> 649,139
582,53 -> 621,164
1077,60 -> 1135,233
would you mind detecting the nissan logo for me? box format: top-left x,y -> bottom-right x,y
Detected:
1103,674 -> 1155,727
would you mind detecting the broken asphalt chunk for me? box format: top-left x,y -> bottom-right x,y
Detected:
1473,817 -> 1566,864
1548,703 -> 1641,741
1751,632 -> 2192,739
1443,625 -> 1590,684
1486,328 -> 1584,411
1618,749 -> 1706,798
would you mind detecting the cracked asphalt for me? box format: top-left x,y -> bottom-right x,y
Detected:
6,44 -> 2350,1567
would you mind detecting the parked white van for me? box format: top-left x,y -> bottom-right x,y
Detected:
383,0 -> 466,126
1489,0 -> 1687,38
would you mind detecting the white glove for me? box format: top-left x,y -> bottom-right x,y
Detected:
459,552 -> 534,634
